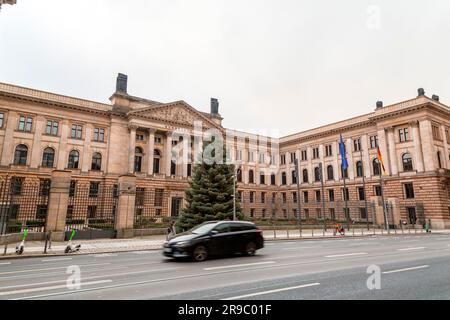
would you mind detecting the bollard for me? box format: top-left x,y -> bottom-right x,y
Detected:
312,228 -> 314,237
3,243 -> 7,255
44,233 -> 49,254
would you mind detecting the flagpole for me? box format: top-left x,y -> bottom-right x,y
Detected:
343,165 -> 349,231
377,148 -> 389,233
360,148 -> 369,231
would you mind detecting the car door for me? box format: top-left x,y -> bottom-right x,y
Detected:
209,223 -> 232,255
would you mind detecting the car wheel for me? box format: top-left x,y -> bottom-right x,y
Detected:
193,245 -> 208,262
245,242 -> 257,256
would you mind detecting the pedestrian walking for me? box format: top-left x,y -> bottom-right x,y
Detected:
167,220 -> 176,240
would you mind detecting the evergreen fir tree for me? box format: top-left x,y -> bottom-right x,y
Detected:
177,140 -> 243,232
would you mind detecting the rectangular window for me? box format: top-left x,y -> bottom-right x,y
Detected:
375,185 -> 382,197
316,208 -> 322,219
359,207 -> 367,219
10,177 -> 23,195
301,150 -> 307,161
250,209 -> 255,218
293,192 -> 298,203
304,209 -> 309,219
280,154 -> 286,165
404,183 -> 415,199
155,189 -> 164,206
261,192 -> 266,204
432,125 -> 442,141
358,187 -> 365,201
19,115 -> 33,132
136,187 -> 145,206
46,120 -> 59,136
94,128 -> 105,142
36,205 -> 48,220
313,148 -> 319,159
71,124 -> 83,139
136,134 -> 144,141
66,205 -> 74,220
315,190 -> 321,202
370,135 -> 379,149
353,138 -> 361,152
0,112 -> 4,128
250,191 -> 255,203
282,192 -> 287,204
399,127 -> 409,142
262,209 -> 266,218
260,173 -> 265,185
304,191 -> 309,203
272,193 -> 276,204
155,137 -> 162,144
39,179 -> 51,196
342,188 -> 350,201
88,206 -> 97,219
328,189 -> 335,202
290,152 -> 296,163
69,180 -> 76,197
325,145 -> 332,157
89,182 -> 100,198
248,151 -> 255,163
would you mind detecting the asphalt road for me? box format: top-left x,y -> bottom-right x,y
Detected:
1,233 -> 450,300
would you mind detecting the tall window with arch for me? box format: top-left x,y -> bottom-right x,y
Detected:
249,170 -> 254,184
327,165 -> 334,181
42,147 -> 55,168
134,147 -> 143,172
314,167 -> 321,182
302,169 -> 309,183
153,149 -> 161,174
356,161 -> 363,177
68,150 -> 79,169
91,152 -> 102,171
402,153 -> 413,171
14,144 -> 28,165
373,158 -> 381,176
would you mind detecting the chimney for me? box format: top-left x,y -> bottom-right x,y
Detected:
418,88 -> 425,97
376,101 -> 383,109
210,98 -> 219,116
432,95 -> 440,102
116,73 -> 128,94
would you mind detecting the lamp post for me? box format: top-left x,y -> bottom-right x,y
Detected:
233,165 -> 241,221
294,159 -> 302,232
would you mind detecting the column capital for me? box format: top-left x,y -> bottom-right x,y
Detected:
409,120 -> 420,127
385,126 -> 395,132
147,128 -> 156,134
128,124 -> 138,131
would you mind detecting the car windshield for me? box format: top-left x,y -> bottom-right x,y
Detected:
190,222 -> 217,234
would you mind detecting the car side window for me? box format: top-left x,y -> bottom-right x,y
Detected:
229,225 -> 243,232
213,223 -> 230,234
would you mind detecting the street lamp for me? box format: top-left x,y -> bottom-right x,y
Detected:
233,164 -> 242,221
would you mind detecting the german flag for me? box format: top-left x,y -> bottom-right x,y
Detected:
377,147 -> 386,174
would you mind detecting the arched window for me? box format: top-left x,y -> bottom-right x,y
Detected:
237,168 -> 243,183
42,147 -> 55,168
134,147 -> 143,172
303,169 -> 308,183
314,167 -> 321,182
281,172 -> 287,185
249,170 -> 254,184
341,166 -> 348,179
91,152 -> 102,171
356,161 -> 363,177
260,172 -> 266,185
170,160 -> 176,176
68,150 -> 79,169
153,149 -> 161,174
373,159 -> 381,176
402,153 -> 413,171
14,145 -> 28,165
291,170 -> 297,184
327,165 -> 334,181
271,173 -> 276,185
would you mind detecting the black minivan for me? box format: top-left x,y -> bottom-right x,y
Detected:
163,221 -> 264,262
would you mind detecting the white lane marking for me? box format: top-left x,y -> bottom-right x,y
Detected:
133,251 -> 158,255
397,247 -> 426,251
282,247 -> 317,251
0,263 -> 11,265
382,265 -> 429,274
90,253 -> 118,258
0,267 -> 180,290
0,263 -> 110,276
41,258 -> 73,262
0,280 -> 113,296
204,261 -> 276,271
400,240 -> 420,243
221,283 -> 320,300
325,252 -> 368,258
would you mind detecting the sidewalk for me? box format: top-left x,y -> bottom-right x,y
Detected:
1,229 -> 448,259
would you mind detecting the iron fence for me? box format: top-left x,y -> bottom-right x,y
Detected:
134,187 -> 170,229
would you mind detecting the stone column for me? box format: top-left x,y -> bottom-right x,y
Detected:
81,124 -> 93,173
419,120 -> 436,172
45,170 -> 72,241
30,116 -> 45,169
56,120 -> 69,170
386,127 -> 398,175
128,125 -> 137,174
182,135 -> 189,178
115,175 -> 136,239
411,121 -> 425,172
307,146 -> 313,185
346,138 -> 354,179
441,125 -> 449,169
0,111 -> 18,167
165,132 -> 173,176
147,129 -> 155,175
332,141 -> 339,182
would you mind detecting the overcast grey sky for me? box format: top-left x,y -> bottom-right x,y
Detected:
1,0 -> 450,137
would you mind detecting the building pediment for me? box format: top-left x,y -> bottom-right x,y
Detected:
128,101 -> 222,130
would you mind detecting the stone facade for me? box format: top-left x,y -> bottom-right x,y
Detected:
0,76 -> 449,232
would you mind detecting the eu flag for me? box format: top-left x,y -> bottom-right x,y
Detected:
339,134 -> 349,170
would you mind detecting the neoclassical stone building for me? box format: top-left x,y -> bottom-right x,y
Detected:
0,74 -> 449,235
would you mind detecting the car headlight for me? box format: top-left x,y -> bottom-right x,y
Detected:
173,241 -> 190,247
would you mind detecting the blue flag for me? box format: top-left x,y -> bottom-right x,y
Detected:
339,134 -> 348,170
